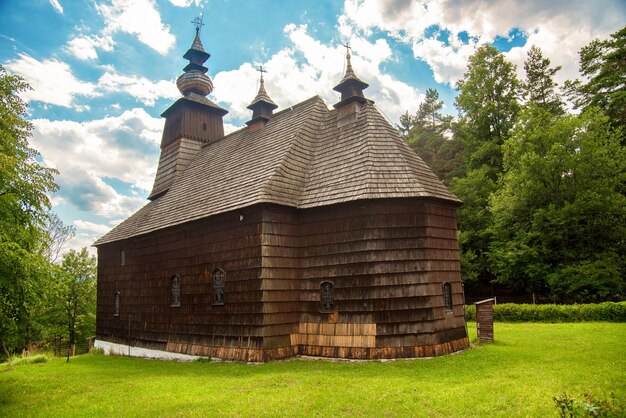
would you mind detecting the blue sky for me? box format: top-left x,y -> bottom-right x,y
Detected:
1,0 -> 624,254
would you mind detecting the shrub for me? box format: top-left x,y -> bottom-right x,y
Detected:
464,302 -> 626,322
8,354 -> 49,367
553,392 -> 622,417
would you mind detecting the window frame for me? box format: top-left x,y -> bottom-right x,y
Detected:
442,282 -> 453,311
320,281 -> 335,313
171,275 -> 181,308
114,291 -> 120,317
212,269 -> 225,306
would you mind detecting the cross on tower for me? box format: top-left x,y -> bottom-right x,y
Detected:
257,65 -> 267,76
191,13 -> 205,33
342,42 -> 352,55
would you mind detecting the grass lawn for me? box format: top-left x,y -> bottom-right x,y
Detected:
1,322 -> 624,417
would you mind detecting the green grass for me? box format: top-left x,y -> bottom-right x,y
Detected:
1,323 -> 624,417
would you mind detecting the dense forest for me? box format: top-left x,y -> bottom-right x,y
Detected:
402,26 -> 626,302
1,26 -> 624,357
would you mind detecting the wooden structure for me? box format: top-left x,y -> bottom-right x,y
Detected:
94,29 -> 469,361
475,298 -> 495,342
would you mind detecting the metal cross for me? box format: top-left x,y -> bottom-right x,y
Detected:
191,13 -> 204,33
342,42 -> 352,54
257,65 -> 267,75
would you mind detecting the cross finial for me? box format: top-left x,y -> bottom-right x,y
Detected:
191,13 -> 204,34
257,65 -> 267,80
342,42 -> 353,71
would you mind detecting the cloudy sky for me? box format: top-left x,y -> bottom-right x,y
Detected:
1,0 -> 624,254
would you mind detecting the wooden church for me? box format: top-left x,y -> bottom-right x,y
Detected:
94,26 -> 469,361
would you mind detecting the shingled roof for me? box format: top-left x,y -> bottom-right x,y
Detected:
95,96 -> 459,245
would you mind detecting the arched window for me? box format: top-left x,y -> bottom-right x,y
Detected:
320,281 -> 334,312
114,291 -> 120,316
171,275 -> 181,307
443,282 -> 453,310
120,250 -> 125,266
212,269 -> 225,305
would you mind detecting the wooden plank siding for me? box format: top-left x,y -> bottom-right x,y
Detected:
260,198 -> 467,359
96,198 -> 468,361
96,208 -> 265,358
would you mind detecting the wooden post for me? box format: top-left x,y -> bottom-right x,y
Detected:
475,298 -> 495,342
128,314 -> 131,356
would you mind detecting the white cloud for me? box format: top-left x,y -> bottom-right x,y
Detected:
4,53 -> 98,109
413,36 -> 480,85
213,24 -> 421,124
74,220 -> 113,235
98,70 -> 179,106
168,0 -> 205,6
4,53 -> 177,109
31,108 -> 163,219
96,0 -> 176,55
342,0 -> 626,86
66,35 -> 115,61
49,0 -> 63,14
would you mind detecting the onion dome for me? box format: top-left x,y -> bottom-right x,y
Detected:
176,27 -> 214,96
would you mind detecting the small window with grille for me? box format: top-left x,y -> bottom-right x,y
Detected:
171,275 -> 181,307
212,269 -> 225,305
320,281 -> 335,312
114,291 -> 120,316
443,282 -> 453,311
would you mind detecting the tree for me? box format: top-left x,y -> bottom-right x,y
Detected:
0,65 -> 58,356
523,45 -> 565,116
404,88 -> 465,184
452,46 -> 521,288
455,45 -> 521,174
42,212 -> 75,264
397,111 -> 415,136
53,248 -> 97,352
565,25 -> 626,140
489,106 -> 626,301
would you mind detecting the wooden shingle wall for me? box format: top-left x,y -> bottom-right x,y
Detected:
96,208 -> 265,361
97,198 -> 468,361
259,198 -> 468,359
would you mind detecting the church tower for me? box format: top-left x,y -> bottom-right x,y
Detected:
149,22 -> 228,200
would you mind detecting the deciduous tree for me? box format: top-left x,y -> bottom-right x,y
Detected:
452,46 -> 521,287
53,248 -> 97,351
0,65 -> 58,355
490,106 -> 626,301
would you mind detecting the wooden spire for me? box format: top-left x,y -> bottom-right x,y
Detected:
333,43 -> 371,109
246,66 -> 278,127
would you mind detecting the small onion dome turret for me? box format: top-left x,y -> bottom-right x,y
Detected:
333,49 -> 371,108
177,27 -> 214,96
246,73 -> 278,126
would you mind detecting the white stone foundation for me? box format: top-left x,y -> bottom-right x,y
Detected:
94,340 -> 203,361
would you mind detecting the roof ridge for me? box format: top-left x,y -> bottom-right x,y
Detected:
260,98 -> 328,204
203,95 -> 326,149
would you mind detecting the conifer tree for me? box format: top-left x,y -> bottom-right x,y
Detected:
523,45 -> 565,115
